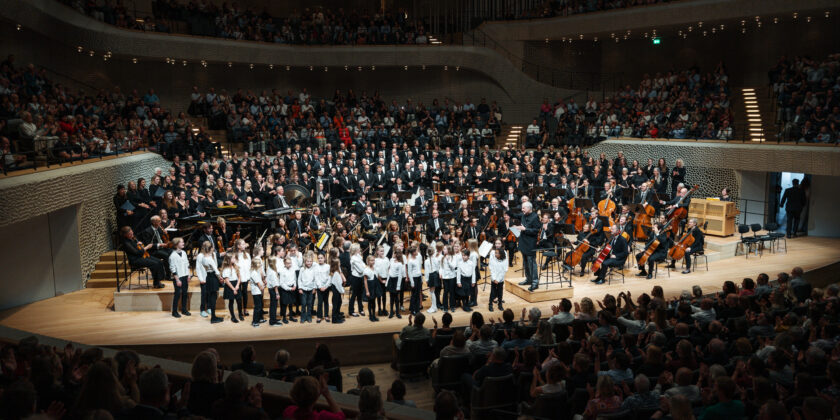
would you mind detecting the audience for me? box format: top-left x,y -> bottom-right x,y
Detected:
533,64 -> 733,145
770,53 -> 840,143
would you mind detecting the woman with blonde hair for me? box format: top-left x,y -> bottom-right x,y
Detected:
196,240 -> 223,322
373,245 -> 390,316
234,239 -> 251,318
387,247 -> 407,318
575,297 -> 597,320
348,243 -> 366,317
297,250 -> 317,323
249,250 -> 266,327
188,351 -> 224,417
220,253 -> 242,323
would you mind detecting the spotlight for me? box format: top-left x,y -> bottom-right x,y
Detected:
183,60 -> 188,66
444,65 -> 448,70
741,28 -> 746,34
698,21 -> 703,27
793,12 -> 798,19
201,60 -> 207,67
15,24 -> 21,31
806,16 -> 812,23
227,62 -> 232,68
269,64 -> 273,69
132,58 -> 138,64
593,37 -> 598,42
774,17 -> 779,24
579,34 -> 584,39
545,38 -> 549,43
286,65 -> 290,71
404,65 -> 408,70
89,50 -> 95,57
421,65 -> 426,70
826,11 -> 831,18
455,66 -> 460,71
249,63 -> 254,69
371,65 -> 375,70
309,66 -> 314,71
77,46 -> 83,53
357,66 -> 362,71
324,66 -> 328,72
165,58 -> 171,64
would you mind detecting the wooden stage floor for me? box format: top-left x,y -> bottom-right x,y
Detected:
2,236 -> 839,351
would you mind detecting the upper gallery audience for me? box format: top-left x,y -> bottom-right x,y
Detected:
770,53 -> 840,143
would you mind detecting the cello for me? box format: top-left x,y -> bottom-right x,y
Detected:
563,229 -> 593,268
590,240 -> 612,273
668,225 -> 696,261
638,218 -> 675,266
666,184 -> 699,235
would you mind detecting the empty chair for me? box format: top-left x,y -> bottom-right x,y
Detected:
432,354 -> 471,392
396,338 -> 432,379
736,224 -> 759,258
470,374 -> 517,420
765,222 -> 787,253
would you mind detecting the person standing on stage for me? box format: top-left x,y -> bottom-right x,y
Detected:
278,256 -> 298,323
488,248 -> 508,312
234,240 -> 251,319
456,249 -> 477,312
329,259 -> 346,324
591,224 -> 629,285
315,253 -> 331,324
681,218 -> 705,274
220,254 -> 243,323
406,246 -> 423,316
387,247 -> 407,319
297,251 -> 317,323
265,256 -> 281,326
287,245 -> 303,316
196,241 -> 223,323
168,237 -> 191,318
363,255 -> 380,322
502,200 -> 540,291
374,246 -> 390,317
349,243 -> 366,318
780,178 -> 806,238
249,254 -> 266,327
440,245 -> 457,313
424,245 -> 442,314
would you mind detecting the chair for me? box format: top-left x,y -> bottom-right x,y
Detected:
515,371 -> 534,403
432,355 -> 471,392
607,262 -> 625,285
523,392 -> 570,420
470,374 -> 517,420
396,338 -> 432,380
756,223 -> 774,253
652,259 -> 670,279
115,245 -> 150,291
750,223 -> 765,256
736,224 -> 759,258
538,248 -> 569,288
596,409 -> 634,420
431,334 -> 454,359
766,222 -> 787,253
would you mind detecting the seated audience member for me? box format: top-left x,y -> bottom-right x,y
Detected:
387,379 -> 416,407
346,367 -> 375,396
283,375 -> 345,420
231,345 -> 266,377
268,349 -> 304,382
188,351 -> 225,418
357,385 -> 384,420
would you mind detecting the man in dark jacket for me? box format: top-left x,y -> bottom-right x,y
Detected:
780,178 -> 806,238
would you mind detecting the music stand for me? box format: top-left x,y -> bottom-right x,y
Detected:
576,198 -> 594,212
549,188 -> 564,200
621,188 -> 634,204
397,191 -> 413,201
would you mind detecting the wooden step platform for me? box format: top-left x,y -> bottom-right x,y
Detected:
504,277 -> 573,303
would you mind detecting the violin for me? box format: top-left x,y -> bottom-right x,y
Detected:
137,241 -> 150,258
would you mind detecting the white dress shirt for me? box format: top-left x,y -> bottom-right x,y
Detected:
298,266 -> 317,291
195,253 -> 218,284
168,250 -> 190,278
350,254 -> 366,277
236,252 -> 251,283
374,257 -> 390,279
249,267 -> 265,295
440,255 -> 457,279
406,255 -> 422,287
277,267 -> 296,291
488,254 -> 508,283
315,263 -> 331,289
330,271 -> 345,294
265,267 -> 280,289
456,257 -> 477,286
388,257 -> 406,290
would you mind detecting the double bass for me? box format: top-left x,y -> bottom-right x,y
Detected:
597,191 -> 617,232
633,183 -> 657,241
565,198 -> 584,232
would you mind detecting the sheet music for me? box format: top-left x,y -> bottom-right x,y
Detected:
509,225 -> 524,238
382,243 -> 391,257
478,241 -> 493,258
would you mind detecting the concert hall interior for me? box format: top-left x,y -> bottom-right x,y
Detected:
1,0 -> 840,419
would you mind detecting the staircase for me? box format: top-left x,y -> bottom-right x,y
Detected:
86,250 -> 122,289
498,124 -> 522,149
738,87 -> 773,142
186,116 -> 238,157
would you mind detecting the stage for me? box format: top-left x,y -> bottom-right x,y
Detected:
1,236 -> 838,366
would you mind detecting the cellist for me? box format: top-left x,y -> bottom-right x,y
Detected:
679,218 -> 705,274
635,223 -> 671,279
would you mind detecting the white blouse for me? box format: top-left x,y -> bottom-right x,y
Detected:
350,254 -> 366,277
489,254 -> 508,283
330,271 -> 344,294
406,255 -> 423,280
168,250 -> 190,279
236,252 -> 251,283
298,266 -> 316,291
221,266 -> 239,282
456,257 -> 477,286
195,253 -> 218,284
374,257 -> 390,278
249,267 -> 265,295
277,266 -> 296,291
388,258 -> 406,290
315,263 -> 331,289
440,255 -> 457,279
265,267 -> 280,289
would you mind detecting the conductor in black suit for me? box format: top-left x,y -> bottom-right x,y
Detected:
780,178 -> 806,238
591,224 -> 629,285
503,200 -> 541,291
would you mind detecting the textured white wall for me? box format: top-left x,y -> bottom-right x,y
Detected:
0,153 -> 171,287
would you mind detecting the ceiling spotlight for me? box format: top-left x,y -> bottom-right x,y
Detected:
286,65 -> 290,71
77,46 -> 83,53
371,65 -> 375,70
344,65 -> 349,71
698,21 -> 703,27
757,22 -> 762,27
15,24 -> 21,31
741,28 -> 747,34
806,16 -> 812,23
324,66 -> 328,72
545,38 -> 549,43
593,37 -> 598,42
741,19 -> 746,25
711,28 -> 716,33
249,63 -> 254,70
227,62 -> 232,68
688,26 -> 693,32
774,17 -> 779,23
703,30 -> 708,36
88,50 -> 95,57
201,60 -> 207,67
561,37 -> 566,42
610,33 -> 615,38
615,37 -> 619,43
165,58 -> 170,64
132,58 -> 138,64
444,65 -> 448,70
623,34 -> 628,40
793,12 -> 798,19
404,65 -> 408,70
579,34 -> 584,39
755,16 -> 760,21
678,30 -> 683,35
309,66 -> 314,71
720,24 -> 725,29
182,60 -> 187,66
644,32 -> 649,38
826,11 -> 830,18
455,66 -> 460,71
357,66 -> 362,71
421,65 -> 426,70
269,64 -> 273,69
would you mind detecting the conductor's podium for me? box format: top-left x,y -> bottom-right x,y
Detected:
688,199 -> 738,237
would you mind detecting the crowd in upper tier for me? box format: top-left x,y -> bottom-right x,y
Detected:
59,0 -> 432,46
2,268 -> 838,420
529,63 -> 734,146
770,53 -> 840,143
188,87 -> 504,155
510,0 -> 673,20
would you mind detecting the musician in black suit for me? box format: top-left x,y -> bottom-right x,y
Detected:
141,216 -> 174,269
360,205 -> 381,242
578,179 -> 594,200
414,188 -> 430,214
272,186 -> 291,209
537,212 -> 556,270
634,182 -> 657,211
426,209 -> 444,240
288,210 -> 310,248
591,224 -> 629,285
385,193 -> 401,210
439,189 -> 456,211
120,226 -> 167,288
503,200 -> 541,291
308,207 -> 324,232
780,178 -> 806,238
681,218 -> 705,274
635,223 -> 670,279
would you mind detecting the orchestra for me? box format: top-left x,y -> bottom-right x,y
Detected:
114,148 -> 723,325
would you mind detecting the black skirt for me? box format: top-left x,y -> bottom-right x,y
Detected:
376,276 -> 386,296
280,288 -> 297,305
456,277 -> 471,297
366,279 -> 381,298
223,280 -> 239,300
386,277 -> 401,293
427,271 -> 441,288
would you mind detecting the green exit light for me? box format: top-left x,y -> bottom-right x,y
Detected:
652,37 -> 661,45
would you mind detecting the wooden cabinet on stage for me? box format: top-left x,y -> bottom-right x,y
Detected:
688,199 -> 737,237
